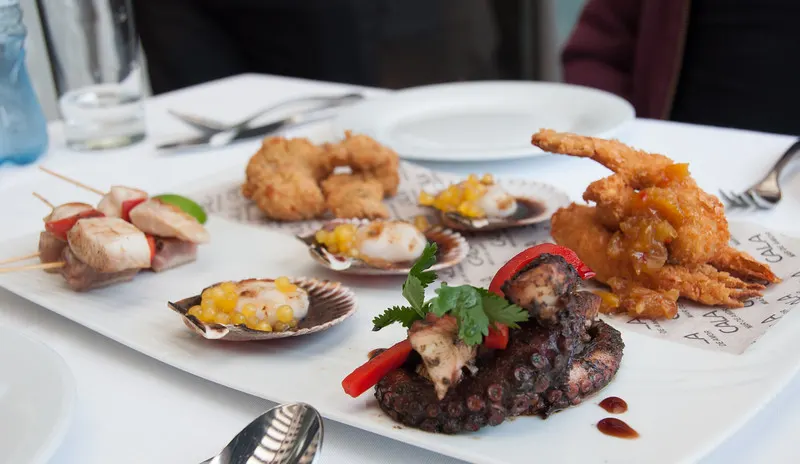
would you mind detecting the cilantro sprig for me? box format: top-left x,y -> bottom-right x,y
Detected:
371,242 -> 529,345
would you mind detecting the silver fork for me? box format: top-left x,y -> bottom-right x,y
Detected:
719,139 -> 800,210
168,92 -> 364,134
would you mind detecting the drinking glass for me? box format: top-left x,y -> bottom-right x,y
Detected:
36,0 -> 145,150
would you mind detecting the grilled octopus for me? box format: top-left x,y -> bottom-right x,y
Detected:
374,254 -> 624,434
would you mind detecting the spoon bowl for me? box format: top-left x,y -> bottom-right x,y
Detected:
201,402 -> 323,464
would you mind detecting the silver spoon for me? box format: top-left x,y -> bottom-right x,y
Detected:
200,402 -> 323,464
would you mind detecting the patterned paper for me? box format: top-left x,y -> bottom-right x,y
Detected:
189,161 -> 800,355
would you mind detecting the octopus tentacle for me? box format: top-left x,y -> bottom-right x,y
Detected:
375,256 -> 623,434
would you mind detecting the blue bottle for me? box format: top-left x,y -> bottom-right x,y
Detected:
0,0 -> 48,165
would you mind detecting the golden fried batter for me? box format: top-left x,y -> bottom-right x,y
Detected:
242,133 -> 400,222
242,137 -> 332,221
325,131 -> 400,197
321,174 -> 389,219
538,129 -> 779,319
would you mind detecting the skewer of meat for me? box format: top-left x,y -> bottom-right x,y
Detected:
0,215 -> 152,290
38,167 -> 209,271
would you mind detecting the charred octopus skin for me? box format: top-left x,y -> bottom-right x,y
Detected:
374,254 -> 624,434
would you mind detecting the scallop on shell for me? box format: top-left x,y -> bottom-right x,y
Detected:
423,178 -> 571,232
296,218 -> 469,275
167,277 -> 357,341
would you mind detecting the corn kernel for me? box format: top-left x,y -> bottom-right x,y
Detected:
200,306 -> 217,323
201,288 -> 214,300
256,321 -> 273,332
200,298 -> 215,312
187,305 -> 202,319
208,286 -> 225,302
231,313 -> 246,325
413,215 -> 430,231
240,303 -> 258,318
214,312 -> 231,325
466,173 -> 480,185
276,305 -> 294,323
245,315 -> 260,329
457,201 -> 483,218
463,186 -> 481,201
275,276 -> 297,293
216,291 -> 238,313
418,191 -> 435,206
288,319 -> 298,328
274,321 -> 289,332
219,281 -> 237,294
315,230 -> 329,243
480,173 -> 494,185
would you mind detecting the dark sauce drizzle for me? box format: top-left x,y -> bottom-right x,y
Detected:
597,418 -> 639,439
599,396 -> 628,414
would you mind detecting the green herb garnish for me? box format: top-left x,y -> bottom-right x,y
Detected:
371,242 -> 529,345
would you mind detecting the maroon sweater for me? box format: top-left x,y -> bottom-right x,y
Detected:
561,0 -> 691,120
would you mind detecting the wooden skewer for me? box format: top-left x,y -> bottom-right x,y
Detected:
0,252 -> 41,266
39,166 -> 104,196
0,261 -> 64,274
32,192 -> 55,209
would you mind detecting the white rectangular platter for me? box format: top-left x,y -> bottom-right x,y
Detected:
1,216 -> 799,464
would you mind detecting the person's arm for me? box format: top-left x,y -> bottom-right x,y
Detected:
561,0 -> 643,101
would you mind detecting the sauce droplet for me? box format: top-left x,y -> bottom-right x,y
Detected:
597,418 -> 639,439
368,348 -> 386,360
599,396 -> 628,414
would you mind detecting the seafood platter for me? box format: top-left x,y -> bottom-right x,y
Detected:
0,129 -> 798,464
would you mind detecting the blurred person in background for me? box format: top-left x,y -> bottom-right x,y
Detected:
133,0 -> 500,94
561,0 -> 800,135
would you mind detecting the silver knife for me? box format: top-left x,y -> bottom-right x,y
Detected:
156,107 -> 339,151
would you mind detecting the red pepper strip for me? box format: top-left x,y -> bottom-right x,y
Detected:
121,197 -> 147,222
146,235 -> 157,262
342,339 -> 412,398
489,243 -> 595,298
44,210 -> 105,241
483,324 -> 509,350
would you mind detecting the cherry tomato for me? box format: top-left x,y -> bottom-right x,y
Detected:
45,209 -> 105,241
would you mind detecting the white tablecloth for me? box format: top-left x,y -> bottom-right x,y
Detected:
1,74 -> 799,464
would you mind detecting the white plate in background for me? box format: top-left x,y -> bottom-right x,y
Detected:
0,326 -> 75,464
333,81 -> 635,162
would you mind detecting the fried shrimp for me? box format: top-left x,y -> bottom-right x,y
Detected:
534,129 -> 779,319
242,137 -> 334,221
325,131 -> 400,197
242,133 -> 400,221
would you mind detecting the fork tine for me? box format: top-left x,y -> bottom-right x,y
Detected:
718,190 -> 741,208
734,191 -> 758,209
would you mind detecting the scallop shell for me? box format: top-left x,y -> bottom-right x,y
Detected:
423,178 -> 571,232
296,218 -> 469,275
167,277 -> 357,341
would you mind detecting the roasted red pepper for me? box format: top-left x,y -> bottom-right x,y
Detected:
45,209 -> 105,241
483,323 -> 509,350
342,339 -> 412,398
489,243 -> 595,298
121,197 -> 147,222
